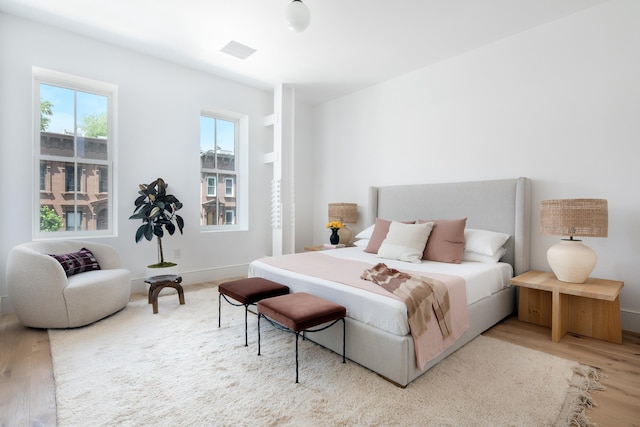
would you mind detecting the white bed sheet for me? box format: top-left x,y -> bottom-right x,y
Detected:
248,247 -> 513,338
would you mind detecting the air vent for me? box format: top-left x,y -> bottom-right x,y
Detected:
220,40 -> 257,60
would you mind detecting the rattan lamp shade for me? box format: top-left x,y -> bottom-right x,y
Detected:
328,203 -> 358,223
540,199 -> 608,238
540,198 -> 608,284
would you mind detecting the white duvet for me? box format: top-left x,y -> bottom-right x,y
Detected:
248,247 -> 512,338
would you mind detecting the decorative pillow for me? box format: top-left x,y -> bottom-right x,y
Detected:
49,247 -> 101,277
464,228 -> 511,256
462,247 -> 507,264
353,238 -> 369,248
355,224 -> 375,240
364,218 -> 416,254
419,218 -> 467,264
377,221 -> 434,263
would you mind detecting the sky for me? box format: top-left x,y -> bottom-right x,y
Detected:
200,116 -> 235,154
40,83 -> 107,135
42,83 -> 234,154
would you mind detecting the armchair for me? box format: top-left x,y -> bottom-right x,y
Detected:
6,240 -> 131,328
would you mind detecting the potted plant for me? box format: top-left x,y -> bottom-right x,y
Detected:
129,178 -> 184,277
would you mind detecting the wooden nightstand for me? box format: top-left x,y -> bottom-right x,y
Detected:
510,270 -> 623,344
303,244 -> 348,251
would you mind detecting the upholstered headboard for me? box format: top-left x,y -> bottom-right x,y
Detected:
367,177 -> 531,275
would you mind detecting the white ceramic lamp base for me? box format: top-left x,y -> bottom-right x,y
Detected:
337,226 -> 353,245
547,239 -> 596,284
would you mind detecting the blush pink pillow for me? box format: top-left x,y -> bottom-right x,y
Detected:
420,218 -> 467,263
364,218 -> 416,254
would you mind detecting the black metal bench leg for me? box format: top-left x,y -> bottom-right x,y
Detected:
218,293 -> 221,328
295,331 -> 300,384
244,304 -> 249,347
257,313 -> 262,356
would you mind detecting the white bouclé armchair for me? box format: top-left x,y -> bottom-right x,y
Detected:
6,240 -> 131,328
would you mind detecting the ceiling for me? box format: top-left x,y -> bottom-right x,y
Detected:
0,0 -> 607,105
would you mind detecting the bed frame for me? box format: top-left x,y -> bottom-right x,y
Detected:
301,177 -> 531,387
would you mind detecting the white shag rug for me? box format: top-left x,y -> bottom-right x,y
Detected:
49,287 -> 601,426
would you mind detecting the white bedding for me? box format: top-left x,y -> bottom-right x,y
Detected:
248,247 -> 512,338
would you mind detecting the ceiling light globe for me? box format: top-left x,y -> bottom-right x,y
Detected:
285,0 -> 310,32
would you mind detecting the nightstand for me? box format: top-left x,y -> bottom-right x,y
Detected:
510,270 -> 623,344
303,244 -> 348,251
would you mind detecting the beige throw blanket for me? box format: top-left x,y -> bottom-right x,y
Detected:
361,263 -> 453,341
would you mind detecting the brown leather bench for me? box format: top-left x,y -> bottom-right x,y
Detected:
218,277 -> 290,346
257,292 -> 346,383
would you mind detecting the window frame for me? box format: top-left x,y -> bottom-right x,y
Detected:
33,68 -> 118,239
200,109 -> 247,231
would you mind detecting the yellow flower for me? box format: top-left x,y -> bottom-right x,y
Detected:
326,221 -> 343,230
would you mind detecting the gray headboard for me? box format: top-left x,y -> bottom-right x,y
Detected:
367,177 -> 531,275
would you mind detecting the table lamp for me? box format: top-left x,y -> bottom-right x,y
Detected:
328,203 -> 358,245
540,198 -> 608,283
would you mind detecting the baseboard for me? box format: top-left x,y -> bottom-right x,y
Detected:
130,263 -> 250,294
621,309 -> 640,334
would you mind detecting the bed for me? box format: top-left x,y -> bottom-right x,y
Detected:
249,177 -> 531,387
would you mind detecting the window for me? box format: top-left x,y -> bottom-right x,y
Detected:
65,164 -> 81,192
207,176 -> 216,196
200,113 -> 239,227
225,177 -> 234,197
34,69 -> 116,237
39,162 -> 47,191
225,210 -> 235,224
65,209 -> 83,231
98,166 -> 108,193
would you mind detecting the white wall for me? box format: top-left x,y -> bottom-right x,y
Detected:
312,0 -> 640,332
0,13 -> 301,313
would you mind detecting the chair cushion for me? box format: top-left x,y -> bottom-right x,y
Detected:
64,268 -> 131,328
258,292 -> 346,332
218,277 -> 289,305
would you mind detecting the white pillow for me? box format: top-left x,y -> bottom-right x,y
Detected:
353,238 -> 369,248
464,228 -> 510,256
462,247 -> 507,264
377,221 -> 434,263
355,224 -> 375,240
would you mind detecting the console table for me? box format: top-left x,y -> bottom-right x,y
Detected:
510,270 -> 623,344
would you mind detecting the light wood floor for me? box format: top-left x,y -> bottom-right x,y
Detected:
1,284 -> 639,427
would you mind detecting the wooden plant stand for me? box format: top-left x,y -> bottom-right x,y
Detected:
145,274 -> 184,314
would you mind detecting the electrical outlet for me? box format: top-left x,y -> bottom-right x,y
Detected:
174,249 -> 181,259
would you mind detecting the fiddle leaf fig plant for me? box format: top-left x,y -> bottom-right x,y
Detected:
129,178 -> 184,267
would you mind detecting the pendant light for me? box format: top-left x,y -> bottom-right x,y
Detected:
285,0 -> 310,32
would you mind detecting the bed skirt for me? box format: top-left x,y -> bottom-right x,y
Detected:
304,286 -> 516,387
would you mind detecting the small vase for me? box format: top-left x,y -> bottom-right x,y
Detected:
330,229 -> 340,245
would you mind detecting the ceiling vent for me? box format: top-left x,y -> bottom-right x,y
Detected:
220,41 -> 257,60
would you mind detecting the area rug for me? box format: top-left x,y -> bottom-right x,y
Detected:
49,287 -> 602,426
